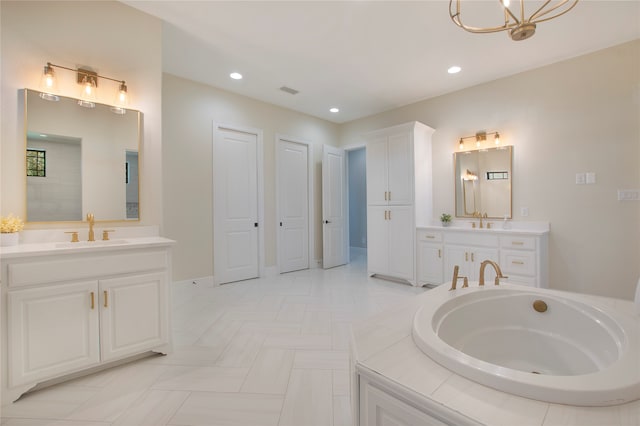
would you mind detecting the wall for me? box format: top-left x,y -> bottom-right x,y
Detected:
340,40 -> 640,300
348,148 -> 367,248
0,1 -> 162,228
162,73 -> 340,281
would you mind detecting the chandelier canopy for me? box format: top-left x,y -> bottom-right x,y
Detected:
449,0 -> 580,41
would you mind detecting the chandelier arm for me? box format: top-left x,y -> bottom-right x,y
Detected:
500,0 -> 521,25
529,0 -> 553,21
531,0 -> 579,23
450,0 -> 515,33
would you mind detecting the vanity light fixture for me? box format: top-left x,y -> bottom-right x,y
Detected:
449,0 -> 579,41
39,62 -> 130,114
457,130 -> 501,151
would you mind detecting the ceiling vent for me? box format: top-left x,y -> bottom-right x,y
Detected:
279,86 -> 299,95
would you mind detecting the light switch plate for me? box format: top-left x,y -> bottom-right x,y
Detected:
575,173 -> 586,185
586,172 -> 596,184
618,189 -> 640,201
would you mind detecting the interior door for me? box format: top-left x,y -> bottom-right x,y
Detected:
277,138 -> 310,273
213,127 -> 259,284
322,145 -> 348,269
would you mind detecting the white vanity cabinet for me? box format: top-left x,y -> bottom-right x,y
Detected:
1,238 -> 173,404
416,230 -> 443,286
365,122 -> 435,285
417,226 -> 549,287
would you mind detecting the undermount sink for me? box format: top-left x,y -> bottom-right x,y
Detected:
55,239 -> 129,248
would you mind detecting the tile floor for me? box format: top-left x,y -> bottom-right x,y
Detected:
1,251 -> 427,426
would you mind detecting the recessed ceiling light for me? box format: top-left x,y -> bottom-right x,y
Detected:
448,66 -> 462,74
329,107 -> 339,113
230,72 -> 243,80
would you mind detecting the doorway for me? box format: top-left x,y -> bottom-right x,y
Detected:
347,147 -> 367,264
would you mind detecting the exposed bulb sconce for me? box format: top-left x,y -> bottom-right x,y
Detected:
457,130 -> 502,151
39,62 -> 130,114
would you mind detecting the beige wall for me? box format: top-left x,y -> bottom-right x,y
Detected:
340,40 -> 640,300
162,73 -> 340,280
0,1 -> 162,227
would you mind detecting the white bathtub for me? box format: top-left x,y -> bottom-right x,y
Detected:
412,283 -> 640,406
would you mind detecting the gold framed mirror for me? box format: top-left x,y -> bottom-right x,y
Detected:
24,89 -> 141,222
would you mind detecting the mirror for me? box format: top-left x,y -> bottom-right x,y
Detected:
454,146 -> 512,219
24,89 -> 141,222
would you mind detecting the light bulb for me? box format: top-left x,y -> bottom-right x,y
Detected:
39,63 -> 59,101
111,82 -> 129,115
494,132 -> 501,145
459,138 -> 464,150
78,76 -> 97,108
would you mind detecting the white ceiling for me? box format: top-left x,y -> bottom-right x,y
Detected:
124,1 -> 640,123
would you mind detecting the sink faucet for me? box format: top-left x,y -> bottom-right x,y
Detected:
87,213 -> 95,241
449,265 -> 469,291
479,260 -> 508,286
473,211 -> 484,228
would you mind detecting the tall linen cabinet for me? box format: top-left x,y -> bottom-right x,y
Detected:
365,121 -> 434,285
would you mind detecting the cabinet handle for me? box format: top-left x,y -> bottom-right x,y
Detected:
388,191 -> 391,201
384,210 -> 387,220
90,292 -> 95,310
512,260 -> 525,265
104,291 -> 109,308
512,241 -> 524,246
425,235 -> 435,239
465,252 -> 468,262
471,253 -> 475,262
388,210 -> 391,220
438,249 -> 441,258
384,191 -> 388,201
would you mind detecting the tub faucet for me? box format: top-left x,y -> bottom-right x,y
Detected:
479,260 -> 508,286
87,213 -> 95,241
449,265 -> 469,291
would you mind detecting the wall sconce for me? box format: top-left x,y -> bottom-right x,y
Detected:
39,62 -> 130,114
458,131 -> 501,151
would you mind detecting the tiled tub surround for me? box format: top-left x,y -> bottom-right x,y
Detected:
352,285 -> 640,426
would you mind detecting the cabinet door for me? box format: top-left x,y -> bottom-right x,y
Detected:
8,281 -> 100,386
417,242 -> 443,285
361,380 -> 448,426
366,137 -> 388,205
386,132 -> 413,205
444,245 -> 471,278
367,205 -> 389,275
387,206 -> 414,281
100,272 -> 168,362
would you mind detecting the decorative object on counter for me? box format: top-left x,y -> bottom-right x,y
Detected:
0,214 -> 24,246
449,0 -> 579,41
440,213 -> 452,227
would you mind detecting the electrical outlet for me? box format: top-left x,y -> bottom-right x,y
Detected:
521,207 -> 529,217
618,189 -> 640,201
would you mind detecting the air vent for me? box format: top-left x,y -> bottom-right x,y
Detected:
279,86 -> 299,95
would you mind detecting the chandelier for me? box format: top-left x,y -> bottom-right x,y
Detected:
449,0 -> 579,41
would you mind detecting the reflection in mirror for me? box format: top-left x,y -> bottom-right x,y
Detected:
454,146 -> 512,219
24,89 -> 141,222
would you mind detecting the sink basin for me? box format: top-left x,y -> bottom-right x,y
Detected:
55,239 -> 129,248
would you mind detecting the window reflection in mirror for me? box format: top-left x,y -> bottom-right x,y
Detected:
24,89 -> 141,222
454,146 -> 512,219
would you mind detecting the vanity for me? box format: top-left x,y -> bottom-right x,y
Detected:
417,223 -> 549,288
0,233 -> 174,404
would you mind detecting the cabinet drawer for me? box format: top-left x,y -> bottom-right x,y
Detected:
500,250 -> 536,276
8,250 -> 168,288
444,232 -> 498,247
500,235 -> 536,250
416,230 -> 443,243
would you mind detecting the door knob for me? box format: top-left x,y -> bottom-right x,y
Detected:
324,220 -> 331,224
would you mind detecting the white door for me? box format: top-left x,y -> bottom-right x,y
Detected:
367,205 -> 388,275
214,127 -> 260,284
277,138 -> 310,273
322,145 -> 348,269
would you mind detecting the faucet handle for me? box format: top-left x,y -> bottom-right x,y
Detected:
64,231 -> 79,242
102,230 -> 115,241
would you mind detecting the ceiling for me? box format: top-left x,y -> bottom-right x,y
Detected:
124,1 -> 640,123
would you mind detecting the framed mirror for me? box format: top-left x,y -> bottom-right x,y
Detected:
24,89 -> 141,222
454,146 -> 512,219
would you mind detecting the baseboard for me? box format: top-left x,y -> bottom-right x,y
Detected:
173,275 -> 217,287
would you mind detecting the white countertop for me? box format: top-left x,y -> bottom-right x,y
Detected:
351,288 -> 639,426
418,220 -> 550,236
0,236 -> 175,259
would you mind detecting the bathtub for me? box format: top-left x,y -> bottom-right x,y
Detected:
412,283 -> 640,406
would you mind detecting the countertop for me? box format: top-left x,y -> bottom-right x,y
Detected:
351,287 -> 640,426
